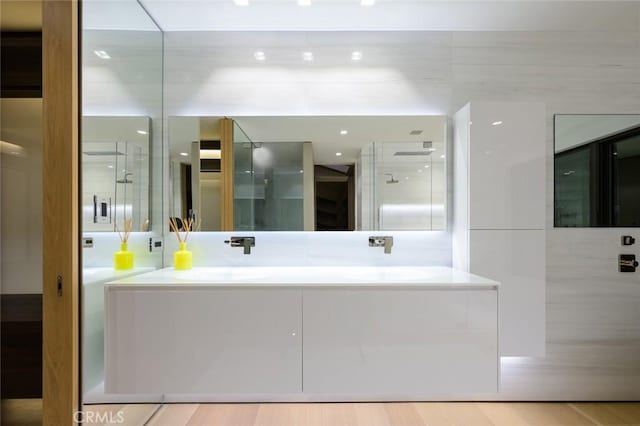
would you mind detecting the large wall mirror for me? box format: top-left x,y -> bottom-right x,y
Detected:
169,115 -> 447,231
555,114 -> 640,227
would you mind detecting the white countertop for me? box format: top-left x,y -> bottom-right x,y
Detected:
83,267 -> 156,286
106,266 -> 499,288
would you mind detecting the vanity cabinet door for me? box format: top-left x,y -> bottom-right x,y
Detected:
302,288 -> 498,395
105,287 -> 302,395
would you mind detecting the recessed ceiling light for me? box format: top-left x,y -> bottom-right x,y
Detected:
107,165 -> 114,169
302,51 -> 314,61
336,152 -> 342,157
233,0 -> 249,5
180,152 -> 189,157
405,176 -> 409,180
94,50 -> 110,59
440,155 -> 445,159
351,51 -> 362,61
492,121 -> 503,126
254,51 -> 266,61
137,130 -> 148,135
424,165 -> 430,168
340,130 -> 348,135
361,0 -> 375,5
298,0 -> 311,6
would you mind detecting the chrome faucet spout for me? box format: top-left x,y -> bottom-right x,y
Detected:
224,236 -> 256,255
369,236 -> 393,254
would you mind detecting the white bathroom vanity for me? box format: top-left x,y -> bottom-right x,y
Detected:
104,266 -> 499,401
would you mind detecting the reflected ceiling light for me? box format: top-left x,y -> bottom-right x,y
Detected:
361,0 -> 375,5
492,121 -> 503,126
0,140 -> 25,156
94,50 -> 111,59
440,155 -> 445,159
302,51 -> 314,61
424,165 -> 430,168
299,169 -> 304,173
335,152 -> 342,156
137,130 -> 148,135
340,130 -> 348,135
200,149 -> 221,159
180,152 -> 189,157
254,51 -> 266,61
233,0 -> 249,5
298,0 -> 311,6
107,165 -> 114,169
351,51 -> 362,61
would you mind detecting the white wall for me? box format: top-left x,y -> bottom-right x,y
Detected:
1,99 -> 43,294
163,27 -> 640,399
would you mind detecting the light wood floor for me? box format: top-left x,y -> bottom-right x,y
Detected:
76,402 -> 640,426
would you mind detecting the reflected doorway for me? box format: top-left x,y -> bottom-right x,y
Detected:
315,165 -> 355,231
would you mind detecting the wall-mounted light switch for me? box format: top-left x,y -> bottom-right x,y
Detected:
619,254 -> 638,272
622,236 -> 635,246
149,237 -> 163,252
82,237 -> 94,248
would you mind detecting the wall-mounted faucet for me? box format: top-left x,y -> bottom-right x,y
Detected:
369,236 -> 393,254
224,236 -> 256,255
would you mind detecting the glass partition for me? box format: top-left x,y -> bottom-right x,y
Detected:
233,122 -> 256,230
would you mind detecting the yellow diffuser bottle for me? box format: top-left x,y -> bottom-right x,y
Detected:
170,217 -> 194,270
114,218 -> 134,270
174,242 -> 192,270
114,242 -> 134,270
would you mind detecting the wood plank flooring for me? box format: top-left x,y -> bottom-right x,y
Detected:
76,402 -> 640,426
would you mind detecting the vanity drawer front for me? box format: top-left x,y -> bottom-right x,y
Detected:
105,287 -> 302,395
303,288 -> 498,395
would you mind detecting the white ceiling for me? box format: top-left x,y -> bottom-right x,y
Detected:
84,0 -> 159,31
139,1 -> 640,32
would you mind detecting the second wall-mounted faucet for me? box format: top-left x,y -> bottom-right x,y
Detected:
225,236 -> 256,255
369,236 -> 393,254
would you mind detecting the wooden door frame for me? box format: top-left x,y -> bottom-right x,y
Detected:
42,0 -> 80,424
220,118 -> 234,231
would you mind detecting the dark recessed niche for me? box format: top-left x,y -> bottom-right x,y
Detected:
1,31 -> 42,98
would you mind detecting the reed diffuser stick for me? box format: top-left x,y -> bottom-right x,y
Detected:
116,218 -> 133,244
169,217 -> 194,244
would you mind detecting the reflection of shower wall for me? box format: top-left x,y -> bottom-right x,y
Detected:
431,161 -> 446,229
82,141 -> 148,232
357,143 -> 375,230
356,142 -> 445,231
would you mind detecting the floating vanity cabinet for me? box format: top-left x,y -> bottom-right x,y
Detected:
453,101 -> 546,356
104,267 -> 499,401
